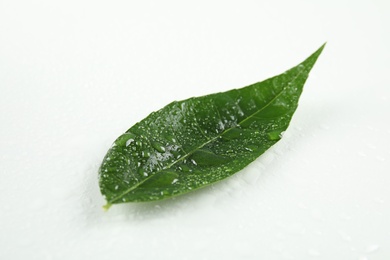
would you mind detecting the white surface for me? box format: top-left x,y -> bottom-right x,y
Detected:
1,1 -> 389,259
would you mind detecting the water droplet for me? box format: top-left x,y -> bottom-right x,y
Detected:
178,165 -> 190,172
366,244 -> 380,253
338,230 -> 351,241
138,168 -> 148,176
141,151 -> 150,158
190,148 -> 230,166
171,179 -> 178,184
246,145 -> 257,152
151,141 -> 166,153
357,151 -> 367,157
115,185 -> 119,190
114,133 -> 137,147
163,134 -> 176,143
376,156 -> 385,162
374,197 -> 385,204
297,64 -> 305,71
126,139 -> 134,147
267,129 -> 284,141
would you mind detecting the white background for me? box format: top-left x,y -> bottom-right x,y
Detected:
1,1 -> 389,259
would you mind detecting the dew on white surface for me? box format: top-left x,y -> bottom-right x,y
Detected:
376,156 -> 385,162
366,244 -> 380,254
338,230 -> 352,242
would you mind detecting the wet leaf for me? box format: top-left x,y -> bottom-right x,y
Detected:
99,44 -> 325,207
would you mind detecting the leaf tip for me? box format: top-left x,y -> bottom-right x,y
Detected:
299,42 -> 326,71
102,203 -> 112,212
319,42 -> 327,52
312,42 -> 327,58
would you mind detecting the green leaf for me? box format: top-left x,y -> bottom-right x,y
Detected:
99,44 -> 325,207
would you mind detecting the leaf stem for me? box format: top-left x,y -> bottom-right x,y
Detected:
102,203 -> 112,211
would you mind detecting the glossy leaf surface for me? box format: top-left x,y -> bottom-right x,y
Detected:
99,44 -> 325,207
